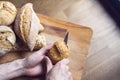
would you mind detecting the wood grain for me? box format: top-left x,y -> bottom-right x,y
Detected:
62,0 -> 120,80
0,13 -> 92,80
39,14 -> 93,80
3,0 -> 120,80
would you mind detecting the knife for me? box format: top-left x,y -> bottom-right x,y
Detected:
64,32 -> 69,44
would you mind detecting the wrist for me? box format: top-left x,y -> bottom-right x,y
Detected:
2,58 -> 26,80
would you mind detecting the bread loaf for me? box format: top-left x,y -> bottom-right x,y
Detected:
0,1 -> 17,26
11,33 -> 46,52
0,26 -> 16,56
14,3 -> 44,51
48,40 -> 69,64
0,3 -> 46,55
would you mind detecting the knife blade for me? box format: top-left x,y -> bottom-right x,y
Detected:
64,32 -> 69,44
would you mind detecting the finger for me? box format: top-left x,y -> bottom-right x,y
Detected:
34,43 -> 53,56
26,44 -> 53,67
62,65 -> 69,74
44,43 -> 53,50
68,72 -> 72,76
67,71 -> 73,80
66,66 -> 69,70
25,55 -> 44,68
54,59 -> 69,70
65,71 -> 72,80
44,56 -> 53,73
25,64 -> 43,76
69,74 -> 73,80
64,65 -> 69,71
60,64 -> 69,70
59,59 -> 69,65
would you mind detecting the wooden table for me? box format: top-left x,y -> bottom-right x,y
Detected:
2,0 -> 120,80
63,0 -> 120,80
0,13 -> 92,80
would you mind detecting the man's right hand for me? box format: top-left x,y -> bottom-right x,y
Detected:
45,57 -> 73,80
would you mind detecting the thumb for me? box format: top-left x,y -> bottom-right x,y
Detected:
57,59 -> 69,66
25,44 -> 53,67
34,43 -> 53,56
44,56 -> 53,73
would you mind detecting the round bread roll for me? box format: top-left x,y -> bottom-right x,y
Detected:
0,26 -> 16,56
0,1 -> 17,25
48,40 -> 69,64
14,3 -> 44,51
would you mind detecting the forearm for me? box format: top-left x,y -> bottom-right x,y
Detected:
0,59 -> 25,80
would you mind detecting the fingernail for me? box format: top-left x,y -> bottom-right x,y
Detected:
66,66 -> 69,70
61,59 -> 69,64
47,43 -> 53,47
68,72 -> 72,76
45,43 -> 53,49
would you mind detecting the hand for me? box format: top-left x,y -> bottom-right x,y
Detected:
45,57 -> 73,80
0,44 -> 53,80
23,44 -> 53,76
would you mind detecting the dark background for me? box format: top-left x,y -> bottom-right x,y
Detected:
99,0 -> 120,27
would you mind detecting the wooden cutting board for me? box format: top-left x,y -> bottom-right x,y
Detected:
0,14 -> 92,80
39,14 -> 93,80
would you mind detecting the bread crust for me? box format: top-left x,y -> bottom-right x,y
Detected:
14,3 -> 32,43
11,33 -> 46,52
48,40 -> 69,64
0,26 -> 16,56
0,1 -> 17,25
14,3 -> 44,51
